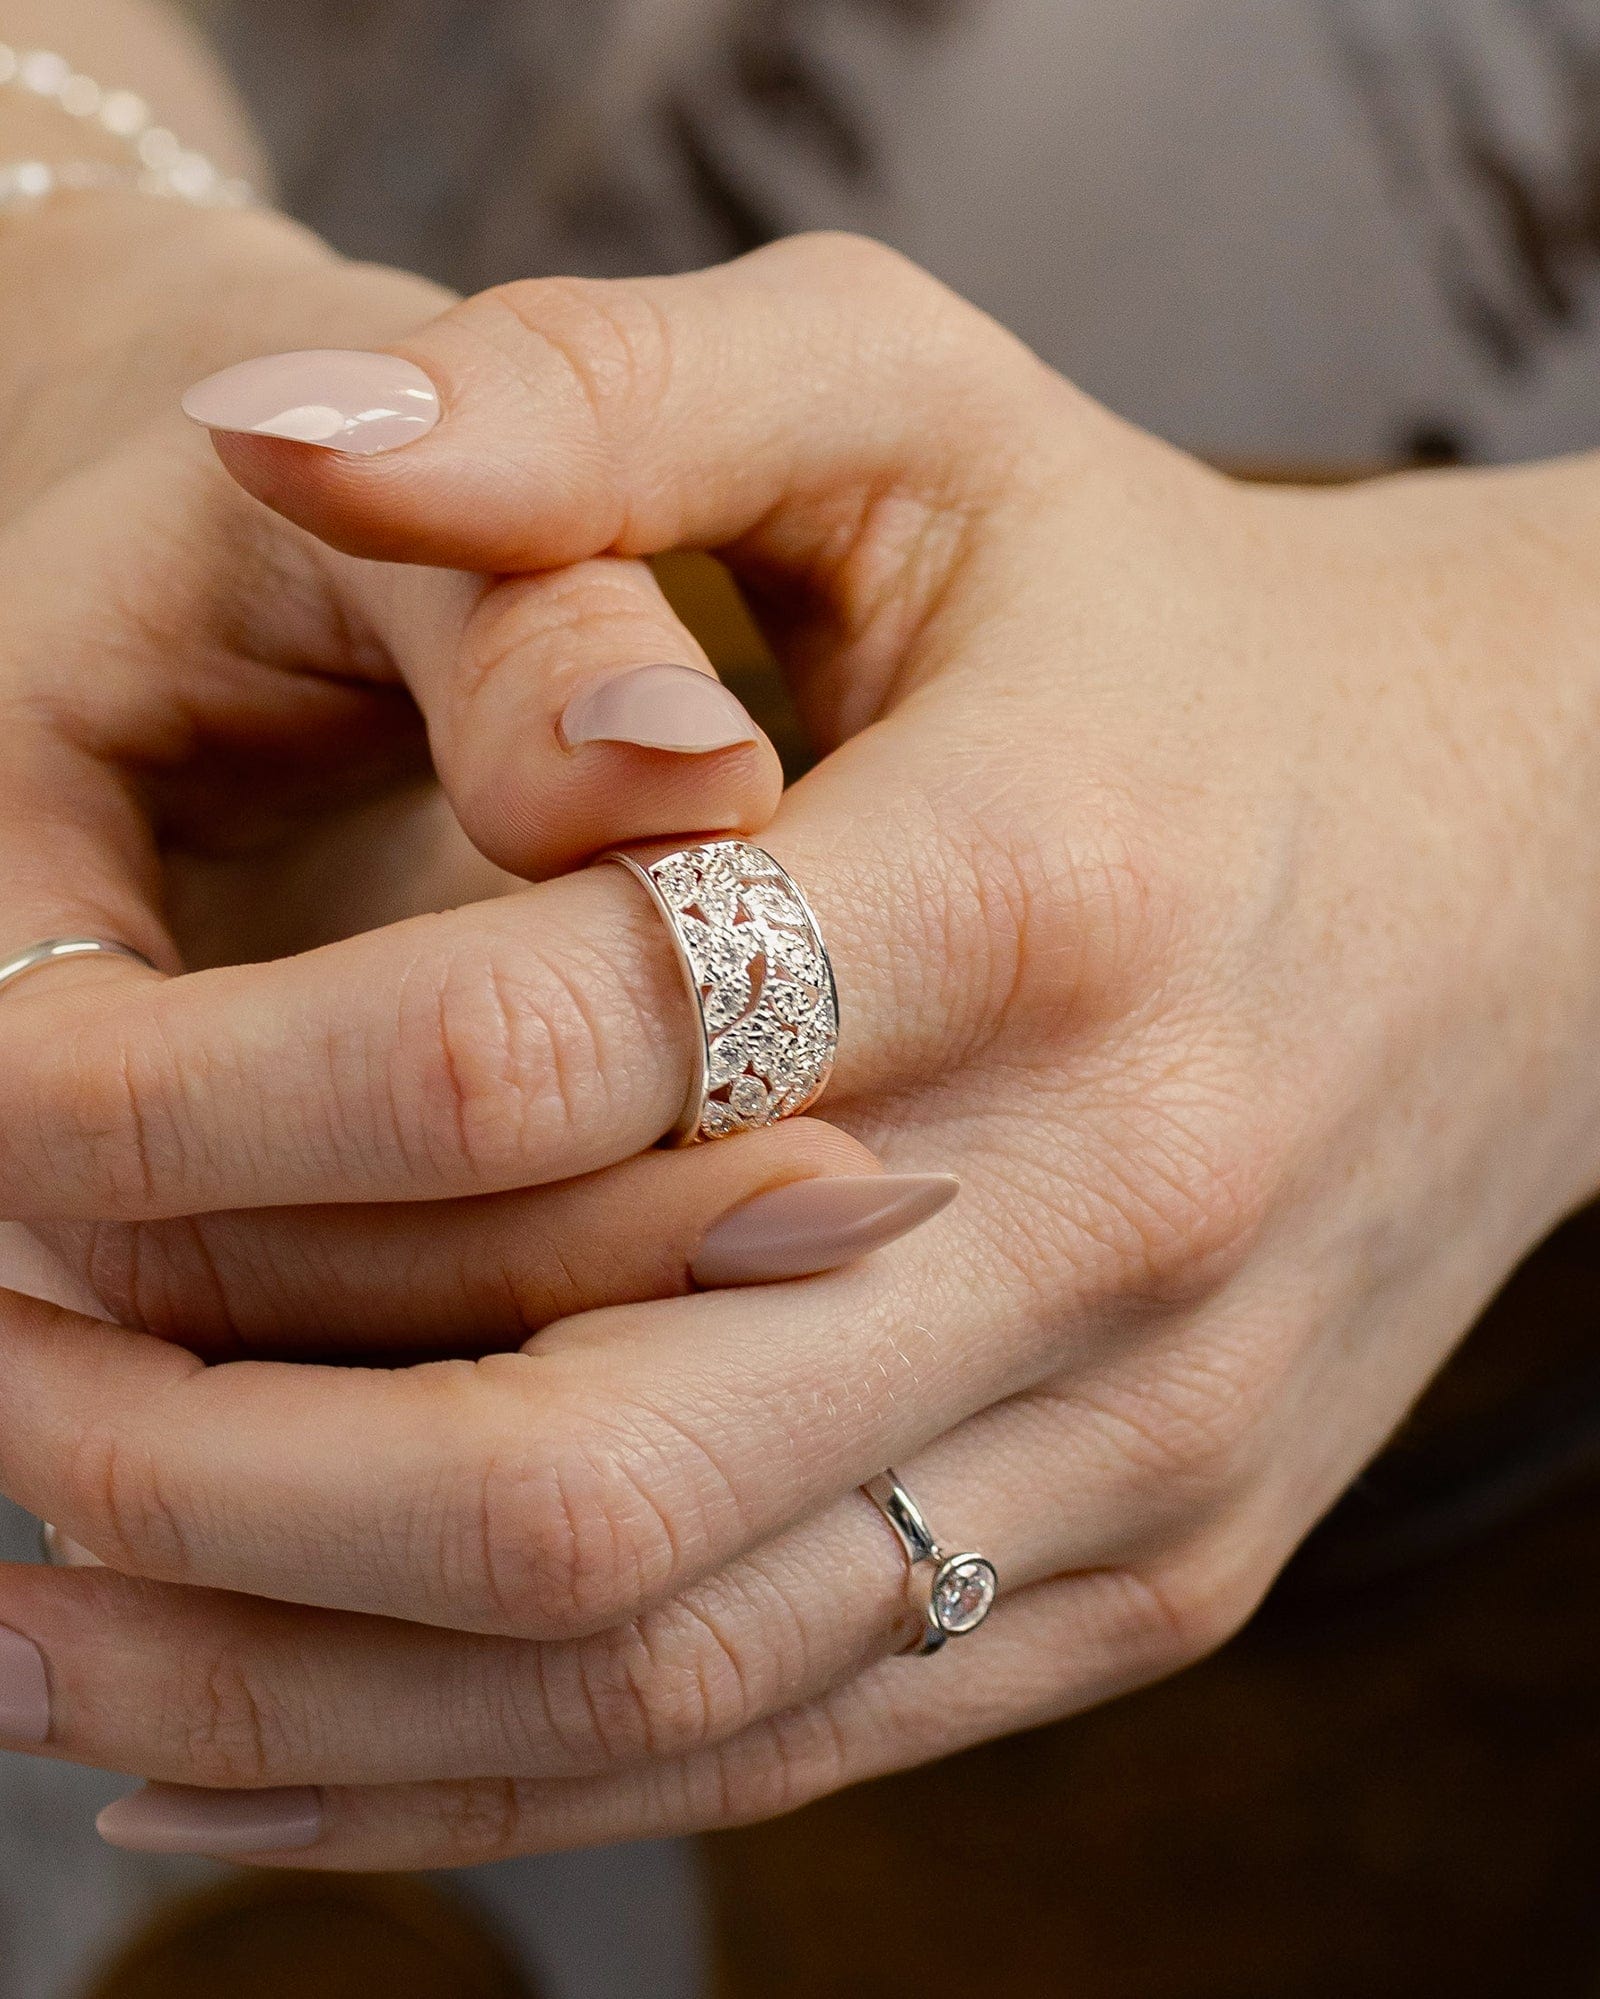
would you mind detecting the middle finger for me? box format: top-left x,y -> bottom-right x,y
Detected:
37,1119 -> 928,1359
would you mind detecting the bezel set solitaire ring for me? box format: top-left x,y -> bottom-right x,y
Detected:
602,839 -> 840,1145
864,1471 -> 999,1655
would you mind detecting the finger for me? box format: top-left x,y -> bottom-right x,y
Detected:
326,553 -> 784,880
0,426 -> 412,979
89,1569 -> 1210,1867
182,238 -> 1043,570
1,1363 -> 1236,1794
0,672 -> 1016,1221
0,868 -> 688,1221
0,1193 -> 1012,1633
183,238 -> 1069,728
39,1122 -> 950,1359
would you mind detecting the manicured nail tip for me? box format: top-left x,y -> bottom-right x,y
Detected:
559,662 -> 764,753
181,349 -> 441,457
0,1623 -> 49,1745
691,1173 -> 961,1289
40,1522 -> 104,1569
97,1784 -> 323,1857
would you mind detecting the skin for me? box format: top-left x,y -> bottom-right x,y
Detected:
3,2 -> 1600,1872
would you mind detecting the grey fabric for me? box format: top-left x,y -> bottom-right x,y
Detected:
209,0 -> 1600,463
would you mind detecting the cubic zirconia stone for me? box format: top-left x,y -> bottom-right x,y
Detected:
766,929 -> 822,983
703,969 -> 754,1033
652,857 -> 701,909
729,1076 -> 772,1122
701,1101 -> 740,1138
766,981 -> 815,1026
707,1030 -> 750,1088
931,1558 -> 997,1635
692,852 -> 742,924
741,882 -> 802,928
764,1038 -> 809,1090
685,918 -> 757,985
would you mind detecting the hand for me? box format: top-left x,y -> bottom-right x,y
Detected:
0,194 -> 827,1351
4,234 -> 1599,1867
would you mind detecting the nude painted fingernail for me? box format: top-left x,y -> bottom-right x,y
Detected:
0,1624 -> 50,1745
97,1784 -> 323,1857
692,1173 -> 960,1288
40,1523 -> 104,1570
182,350 -> 441,456
559,663 -> 763,754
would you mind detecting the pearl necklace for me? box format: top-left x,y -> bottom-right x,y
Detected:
0,44 -> 254,214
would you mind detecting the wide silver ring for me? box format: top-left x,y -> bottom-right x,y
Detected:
0,936 -> 155,999
864,1470 -> 998,1656
601,839 -> 839,1145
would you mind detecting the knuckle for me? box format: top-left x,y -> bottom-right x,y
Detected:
1080,1057 -> 1278,1310
473,1403 -> 682,1638
896,771 -> 1180,1071
56,1014 -> 175,1219
426,1776 -> 529,1864
79,1218 -> 240,1348
1122,1545 -> 1275,1671
391,937 -> 624,1187
770,232 -> 1051,408
1081,1329 -> 1278,1507
65,1419 -> 190,1577
627,1601 -> 758,1758
761,230 -> 936,299
466,274 -> 674,457
531,1603 -> 755,1772
169,1641 -> 280,1787
709,1702 -> 851,1826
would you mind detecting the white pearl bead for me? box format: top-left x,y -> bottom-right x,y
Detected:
98,89 -> 148,138
18,50 -> 69,96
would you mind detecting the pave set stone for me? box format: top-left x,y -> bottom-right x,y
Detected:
647,840 -> 837,1141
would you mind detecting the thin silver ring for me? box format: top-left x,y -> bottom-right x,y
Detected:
601,840 -> 839,1145
863,1470 -> 999,1656
0,937 -> 155,999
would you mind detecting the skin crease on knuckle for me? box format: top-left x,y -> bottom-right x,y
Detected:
469,1382 -> 690,1641
452,276 -> 675,551
387,930 -> 650,1192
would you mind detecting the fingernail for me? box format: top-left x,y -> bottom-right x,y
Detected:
0,1623 -> 49,1745
182,349 -> 441,456
40,1523 -> 104,1570
97,1783 -> 323,1857
559,663 -> 763,754
692,1173 -> 960,1288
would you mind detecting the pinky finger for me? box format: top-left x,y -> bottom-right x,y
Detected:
96,1560 -> 1257,1870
